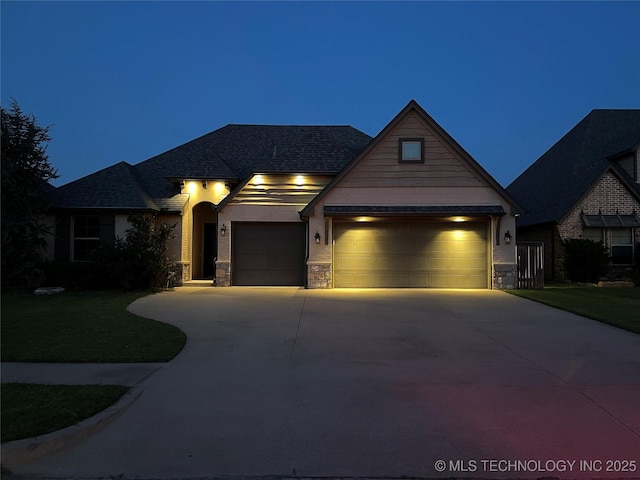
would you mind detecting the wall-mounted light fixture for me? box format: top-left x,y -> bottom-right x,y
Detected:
202,181 -> 207,189
314,231 -> 321,244
504,230 -> 512,245
220,224 -> 227,236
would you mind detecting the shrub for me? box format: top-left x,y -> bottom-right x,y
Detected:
42,215 -> 176,292
562,238 -> 610,283
634,243 -> 640,286
93,215 -> 176,291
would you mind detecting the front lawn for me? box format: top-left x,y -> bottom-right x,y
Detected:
508,284 -> 640,334
1,383 -> 129,443
1,291 -> 186,362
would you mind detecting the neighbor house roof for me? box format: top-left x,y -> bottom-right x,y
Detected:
48,125 -> 372,212
506,109 -> 640,227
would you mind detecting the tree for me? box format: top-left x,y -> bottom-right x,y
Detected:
1,100 -> 58,288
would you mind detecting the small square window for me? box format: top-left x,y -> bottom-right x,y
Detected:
400,139 -> 423,163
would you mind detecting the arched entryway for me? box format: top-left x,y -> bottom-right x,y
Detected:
192,202 -> 217,279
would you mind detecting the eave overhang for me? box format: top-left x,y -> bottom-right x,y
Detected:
323,205 -> 506,217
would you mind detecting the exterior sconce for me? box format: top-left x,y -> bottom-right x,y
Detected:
504,230 -> 512,245
202,181 -> 207,189
314,231 -> 321,244
220,224 -> 227,236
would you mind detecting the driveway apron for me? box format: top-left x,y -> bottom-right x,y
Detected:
10,288 -> 640,478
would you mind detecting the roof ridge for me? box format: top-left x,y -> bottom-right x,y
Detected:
120,162 -> 159,210
224,123 -> 356,127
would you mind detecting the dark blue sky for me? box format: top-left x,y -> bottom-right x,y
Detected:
2,1 -> 639,187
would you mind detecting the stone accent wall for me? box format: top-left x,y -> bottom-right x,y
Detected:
493,263 -> 517,290
215,261 -> 231,287
307,263 -> 332,289
170,261 -> 189,286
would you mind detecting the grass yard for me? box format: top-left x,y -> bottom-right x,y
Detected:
508,284 -> 640,334
1,291 -> 186,362
1,383 -> 129,443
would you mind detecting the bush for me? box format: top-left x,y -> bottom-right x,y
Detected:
562,238 -> 610,283
634,243 -> 640,286
41,215 -> 176,292
93,215 -> 176,291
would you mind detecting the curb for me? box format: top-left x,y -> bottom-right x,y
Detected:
1,386 -> 143,469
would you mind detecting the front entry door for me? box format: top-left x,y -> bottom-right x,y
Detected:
203,223 -> 216,278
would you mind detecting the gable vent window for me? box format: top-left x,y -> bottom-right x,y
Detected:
611,228 -> 633,265
73,215 -> 101,261
400,138 -> 424,163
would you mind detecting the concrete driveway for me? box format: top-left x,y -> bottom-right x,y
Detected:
12,288 -> 640,479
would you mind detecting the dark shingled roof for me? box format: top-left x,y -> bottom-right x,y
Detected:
506,109 -> 640,227
49,125 -> 372,211
49,161 -> 158,210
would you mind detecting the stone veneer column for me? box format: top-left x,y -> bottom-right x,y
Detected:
215,261 -> 231,287
307,263 -> 332,289
493,263 -> 517,290
172,262 -> 190,285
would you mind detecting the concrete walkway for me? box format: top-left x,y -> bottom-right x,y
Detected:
4,287 -> 640,479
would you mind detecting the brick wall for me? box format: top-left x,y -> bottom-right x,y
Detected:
557,171 -> 640,280
559,171 -> 640,239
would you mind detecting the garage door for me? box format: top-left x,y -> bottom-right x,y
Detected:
232,222 -> 305,286
334,221 -> 488,288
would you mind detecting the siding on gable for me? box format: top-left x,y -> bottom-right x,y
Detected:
339,112 -> 486,188
229,174 -> 333,206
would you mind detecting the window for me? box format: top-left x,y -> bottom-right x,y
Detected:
73,215 -> 100,261
611,228 -> 633,265
582,228 -> 604,243
400,138 -> 423,163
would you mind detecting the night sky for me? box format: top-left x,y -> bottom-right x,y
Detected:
2,1 -> 639,187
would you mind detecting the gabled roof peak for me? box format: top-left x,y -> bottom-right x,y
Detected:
507,109 -> 640,226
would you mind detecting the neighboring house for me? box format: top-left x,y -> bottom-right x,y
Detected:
507,109 -> 640,281
46,100 -> 522,289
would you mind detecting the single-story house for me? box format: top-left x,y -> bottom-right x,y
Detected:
506,109 -> 640,281
46,100 -> 523,289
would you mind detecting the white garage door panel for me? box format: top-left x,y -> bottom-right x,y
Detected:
334,221 -> 488,288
